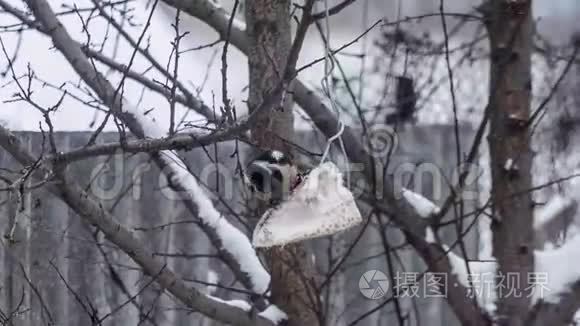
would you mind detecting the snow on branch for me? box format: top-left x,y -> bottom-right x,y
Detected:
206,270 -> 219,295
0,124 -> 274,326
210,295 -> 253,312
259,305 -> 288,324
533,233 -> 580,305
442,244 -> 497,314
534,194 -> 575,231
478,216 -> 494,261
425,227 -> 436,244
21,0 -> 272,297
441,213 -> 580,312
424,215 -> 497,315
401,188 -> 441,218
161,0 -> 439,242
206,0 -> 247,31
161,0 -> 248,52
503,158 -> 519,174
208,299 -> 289,325
123,102 -> 271,294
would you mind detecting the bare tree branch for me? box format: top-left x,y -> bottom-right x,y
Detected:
17,0 -> 272,301
159,0 -> 489,324
0,124 -> 274,326
0,0 -> 216,121
49,119 -> 252,164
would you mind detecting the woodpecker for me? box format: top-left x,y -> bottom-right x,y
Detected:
245,150 -> 301,204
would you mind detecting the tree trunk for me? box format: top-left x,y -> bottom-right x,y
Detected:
245,1 -> 320,325
486,1 -> 534,325
245,0 -> 294,154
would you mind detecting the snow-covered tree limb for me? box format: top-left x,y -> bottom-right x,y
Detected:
533,234 -> 580,305
20,0 -> 271,299
160,0 -> 430,251
526,233 -> 580,325
443,244 -> 497,315
534,194 -> 577,249
525,282 -> 580,326
534,194 -> 575,232
154,1 -> 489,324
401,188 -> 441,218
0,125 -> 275,326
440,183 -> 580,323
160,0 -> 248,53
153,1 -> 580,324
407,235 -> 490,325
259,305 -> 289,324
161,0 -> 445,242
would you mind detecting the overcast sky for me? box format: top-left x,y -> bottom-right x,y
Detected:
0,0 -> 578,131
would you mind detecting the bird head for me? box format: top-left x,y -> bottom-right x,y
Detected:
245,149 -> 299,204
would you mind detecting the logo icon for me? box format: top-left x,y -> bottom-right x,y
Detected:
359,270 -> 389,299
363,124 -> 399,158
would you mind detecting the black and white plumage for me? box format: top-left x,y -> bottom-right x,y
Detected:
245,150 -> 300,203
245,151 -> 364,247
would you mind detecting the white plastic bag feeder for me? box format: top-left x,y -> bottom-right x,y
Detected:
252,161 -> 363,248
